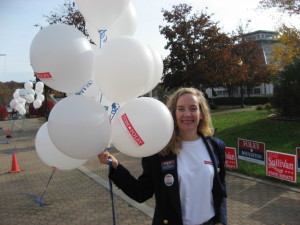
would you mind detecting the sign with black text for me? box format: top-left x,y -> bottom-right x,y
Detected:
238,138 -> 265,165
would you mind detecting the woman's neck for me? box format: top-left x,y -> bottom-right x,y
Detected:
179,131 -> 200,141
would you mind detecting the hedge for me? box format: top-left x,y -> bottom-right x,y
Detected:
209,97 -> 270,105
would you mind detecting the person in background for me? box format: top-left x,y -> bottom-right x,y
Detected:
99,87 -> 227,225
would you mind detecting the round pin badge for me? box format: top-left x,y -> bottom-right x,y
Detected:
164,174 -> 174,186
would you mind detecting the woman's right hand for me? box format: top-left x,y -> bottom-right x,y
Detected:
98,150 -> 119,169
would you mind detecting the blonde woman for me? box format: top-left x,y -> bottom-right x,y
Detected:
99,87 -> 227,225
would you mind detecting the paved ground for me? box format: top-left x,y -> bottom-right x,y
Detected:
0,117 -> 299,225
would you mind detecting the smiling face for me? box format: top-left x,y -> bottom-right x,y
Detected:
175,93 -> 202,140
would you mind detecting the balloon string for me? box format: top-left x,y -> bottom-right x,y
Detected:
99,93 -> 103,104
109,103 -> 120,122
5,117 -> 26,153
108,159 -> 116,225
38,167 -> 57,206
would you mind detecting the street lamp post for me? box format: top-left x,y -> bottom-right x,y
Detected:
238,60 -> 245,108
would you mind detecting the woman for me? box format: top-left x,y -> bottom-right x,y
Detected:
99,87 -> 227,225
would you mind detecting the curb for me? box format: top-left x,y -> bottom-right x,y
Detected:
227,171 -> 300,193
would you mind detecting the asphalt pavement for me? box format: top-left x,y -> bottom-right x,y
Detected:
0,117 -> 299,225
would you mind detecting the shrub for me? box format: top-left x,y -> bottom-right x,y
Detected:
212,97 -> 269,106
272,58 -> 300,116
256,105 -> 264,110
0,105 -> 8,120
263,103 -> 272,111
209,102 -> 218,110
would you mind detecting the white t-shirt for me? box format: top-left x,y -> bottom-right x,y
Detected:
177,138 -> 215,225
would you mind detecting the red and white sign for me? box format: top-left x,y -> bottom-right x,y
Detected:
296,147 -> 300,172
35,72 -> 53,79
266,150 -> 297,183
238,138 -> 265,165
121,113 -> 144,146
225,147 -> 238,169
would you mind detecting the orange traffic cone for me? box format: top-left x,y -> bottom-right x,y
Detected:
6,128 -> 11,138
10,153 -> 21,173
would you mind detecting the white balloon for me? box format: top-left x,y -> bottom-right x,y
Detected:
112,97 -> 174,157
10,99 -> 18,108
76,79 -> 100,100
25,94 -> 35,103
86,2 -> 137,46
35,81 -> 44,91
18,89 -> 28,98
108,2 -> 137,39
86,22 -> 101,47
94,36 -> 154,103
35,89 -> 43,95
47,95 -> 111,159
33,99 -> 42,109
35,123 -> 87,170
28,89 -> 35,95
24,81 -> 33,90
18,107 -> 26,116
16,97 -> 26,104
30,24 -> 94,93
36,93 -> 45,102
99,92 -> 113,112
142,46 -> 164,94
75,0 -> 129,30
13,91 -> 20,99
15,103 -> 24,112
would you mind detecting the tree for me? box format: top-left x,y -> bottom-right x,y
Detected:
259,0 -> 300,15
159,4 -> 236,91
35,0 -> 88,37
269,24 -> 300,72
271,57 -> 300,116
230,26 -> 273,104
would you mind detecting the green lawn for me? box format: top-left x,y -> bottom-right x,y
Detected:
211,110 -> 300,187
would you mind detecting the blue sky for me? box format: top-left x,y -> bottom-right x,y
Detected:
0,0 -> 298,83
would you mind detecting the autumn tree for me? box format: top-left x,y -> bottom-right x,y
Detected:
259,0 -> 300,15
160,4 -> 238,91
269,24 -> 300,72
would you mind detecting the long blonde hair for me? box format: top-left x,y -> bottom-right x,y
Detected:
160,87 -> 214,155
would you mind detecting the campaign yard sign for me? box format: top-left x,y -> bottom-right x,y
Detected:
266,151 -> 297,183
297,147 -> 300,172
238,138 -> 265,165
225,147 -> 238,169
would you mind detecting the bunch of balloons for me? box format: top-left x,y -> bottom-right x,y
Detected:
31,0 -> 174,170
9,81 -> 45,116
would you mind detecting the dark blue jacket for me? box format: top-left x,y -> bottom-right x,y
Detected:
109,134 -> 227,225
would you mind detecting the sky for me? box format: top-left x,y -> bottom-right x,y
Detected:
0,0 -> 299,83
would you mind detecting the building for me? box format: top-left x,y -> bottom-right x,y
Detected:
206,30 -> 277,98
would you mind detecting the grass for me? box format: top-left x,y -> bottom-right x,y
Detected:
211,109 -> 300,187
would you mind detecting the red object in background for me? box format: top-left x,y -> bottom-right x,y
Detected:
266,150 -> 296,183
29,100 -> 55,117
6,128 -> 11,138
0,105 -> 8,120
10,153 -> 21,173
225,147 -> 238,169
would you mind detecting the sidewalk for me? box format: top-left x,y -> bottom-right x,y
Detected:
0,118 -> 299,225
